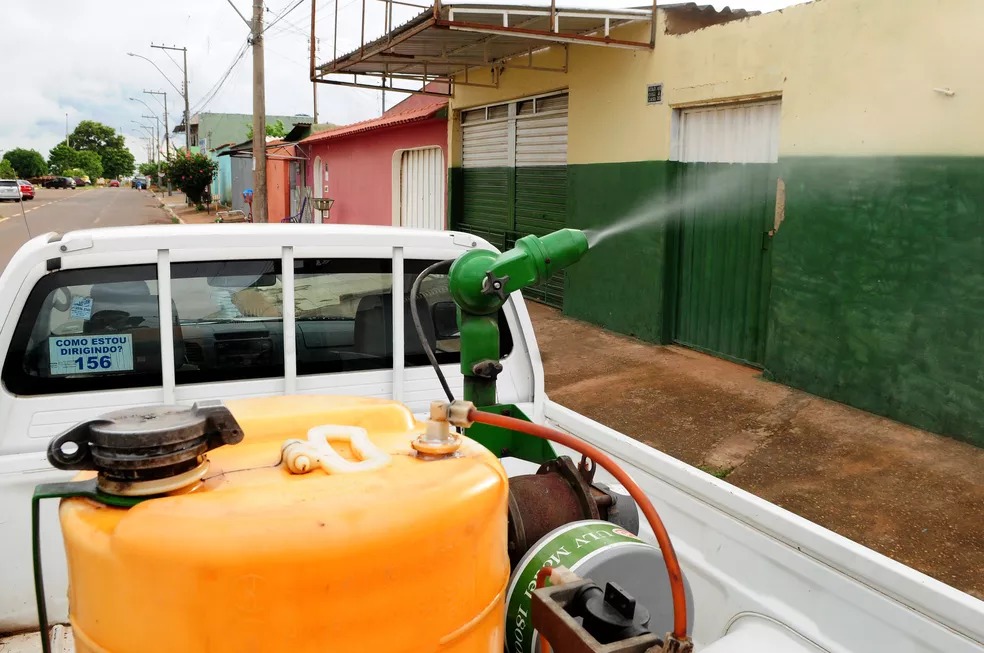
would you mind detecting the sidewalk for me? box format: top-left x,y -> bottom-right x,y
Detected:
529,302 -> 984,600
153,190 -> 229,224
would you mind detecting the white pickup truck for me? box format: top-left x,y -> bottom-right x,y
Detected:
0,224 -> 982,652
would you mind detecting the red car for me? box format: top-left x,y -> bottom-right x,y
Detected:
109,179 -> 120,188
17,180 -> 34,200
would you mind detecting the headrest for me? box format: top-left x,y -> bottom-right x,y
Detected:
90,280 -> 153,303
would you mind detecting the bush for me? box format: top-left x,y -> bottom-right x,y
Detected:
163,150 -> 218,205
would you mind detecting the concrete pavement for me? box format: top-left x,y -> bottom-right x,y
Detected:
0,187 -> 171,270
531,301 -> 984,599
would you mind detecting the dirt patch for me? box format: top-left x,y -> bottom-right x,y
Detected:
529,302 -> 984,599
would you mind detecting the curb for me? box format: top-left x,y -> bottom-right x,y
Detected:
155,193 -> 185,224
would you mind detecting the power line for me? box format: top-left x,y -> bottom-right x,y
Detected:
191,41 -> 250,114
264,0 -> 305,33
161,48 -> 185,75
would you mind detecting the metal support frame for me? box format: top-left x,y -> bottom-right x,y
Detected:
311,0 -> 653,96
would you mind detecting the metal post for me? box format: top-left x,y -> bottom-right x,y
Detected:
650,0 -> 658,48
311,0 -> 319,122
146,90 -> 172,194
360,0 -> 367,57
182,47 -> 191,150
252,0 -> 268,223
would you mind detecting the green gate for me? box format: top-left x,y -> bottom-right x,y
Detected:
456,166 -> 568,309
674,163 -> 777,366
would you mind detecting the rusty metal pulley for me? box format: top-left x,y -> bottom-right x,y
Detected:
507,455 -> 640,567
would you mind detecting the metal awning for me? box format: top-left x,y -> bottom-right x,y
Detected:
312,1 -> 656,96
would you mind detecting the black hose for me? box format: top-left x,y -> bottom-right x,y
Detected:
410,259 -> 456,402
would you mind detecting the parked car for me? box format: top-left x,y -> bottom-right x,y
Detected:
108,179 -> 120,188
17,180 -> 34,200
132,175 -> 148,190
43,177 -> 75,189
0,179 -> 21,201
72,176 -> 85,187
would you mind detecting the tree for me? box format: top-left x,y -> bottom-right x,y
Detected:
0,159 -> 17,180
2,148 -> 47,178
138,162 -> 160,177
48,144 -> 79,175
100,147 -> 135,179
245,119 -> 287,140
67,120 -> 127,154
163,150 -> 217,204
63,168 -> 87,179
74,150 -> 103,181
60,120 -> 134,179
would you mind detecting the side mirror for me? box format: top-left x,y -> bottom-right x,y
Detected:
431,301 -> 459,340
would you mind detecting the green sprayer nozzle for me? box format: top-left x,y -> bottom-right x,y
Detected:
449,228 -> 589,315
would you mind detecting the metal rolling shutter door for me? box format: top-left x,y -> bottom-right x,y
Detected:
515,93 -> 568,308
460,107 -> 510,247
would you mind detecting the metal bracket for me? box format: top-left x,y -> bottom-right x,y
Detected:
532,581 -> 664,653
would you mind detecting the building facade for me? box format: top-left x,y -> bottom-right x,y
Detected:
176,112 -> 313,150
444,0 -> 984,446
302,93 -> 448,228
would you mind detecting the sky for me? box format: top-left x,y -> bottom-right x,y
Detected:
0,0 -> 808,166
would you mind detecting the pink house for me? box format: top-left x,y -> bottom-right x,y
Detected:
302,91 -> 448,228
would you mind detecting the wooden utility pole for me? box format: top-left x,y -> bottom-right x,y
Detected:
251,0 -> 268,222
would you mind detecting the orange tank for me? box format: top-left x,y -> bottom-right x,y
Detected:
59,396 -> 509,653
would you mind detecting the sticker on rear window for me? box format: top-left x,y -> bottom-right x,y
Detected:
48,335 -> 134,376
69,296 -> 93,320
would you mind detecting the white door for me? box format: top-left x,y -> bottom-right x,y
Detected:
399,147 -> 445,230
313,156 -> 323,198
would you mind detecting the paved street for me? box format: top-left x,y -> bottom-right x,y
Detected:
0,187 -> 170,270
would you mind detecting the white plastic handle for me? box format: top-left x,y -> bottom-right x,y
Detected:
304,425 -> 391,474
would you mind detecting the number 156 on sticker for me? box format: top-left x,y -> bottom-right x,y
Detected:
75,355 -> 114,370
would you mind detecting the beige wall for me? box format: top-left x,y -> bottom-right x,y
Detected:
450,0 -> 984,164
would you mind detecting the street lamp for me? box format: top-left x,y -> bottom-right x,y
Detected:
129,96 -> 157,117
143,90 -> 171,156
132,94 -> 173,195
130,121 -> 157,164
126,53 -> 183,98
127,48 -> 191,152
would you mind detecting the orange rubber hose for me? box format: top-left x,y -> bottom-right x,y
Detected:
469,409 -> 689,640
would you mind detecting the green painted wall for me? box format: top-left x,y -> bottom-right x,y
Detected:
565,162 -> 677,343
450,156 -> 984,447
767,157 -> 984,446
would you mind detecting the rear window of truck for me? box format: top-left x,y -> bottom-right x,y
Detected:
2,258 -> 513,396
